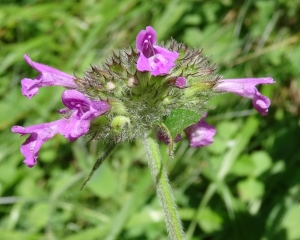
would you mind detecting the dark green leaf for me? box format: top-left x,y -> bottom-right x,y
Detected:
163,109 -> 201,138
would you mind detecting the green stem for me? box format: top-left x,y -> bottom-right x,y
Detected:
142,135 -> 185,240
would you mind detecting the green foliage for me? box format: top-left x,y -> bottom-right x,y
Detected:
1,0 -> 300,239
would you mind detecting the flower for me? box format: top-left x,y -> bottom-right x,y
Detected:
21,54 -> 77,99
184,113 -> 216,148
12,90 -> 110,167
59,90 -> 110,141
136,26 -> 178,76
214,77 -> 275,115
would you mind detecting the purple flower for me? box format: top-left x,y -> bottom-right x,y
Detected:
136,26 -> 178,76
58,90 -> 110,141
214,77 -> 275,116
184,113 -> 216,148
12,90 -> 110,167
21,54 -> 77,99
175,77 -> 187,88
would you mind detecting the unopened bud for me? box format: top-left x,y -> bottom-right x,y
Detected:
175,77 -> 187,88
106,81 -> 116,91
128,77 -> 138,87
111,116 -> 131,133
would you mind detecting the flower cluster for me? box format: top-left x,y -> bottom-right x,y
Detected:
12,26 -> 274,167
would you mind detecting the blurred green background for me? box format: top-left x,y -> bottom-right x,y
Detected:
1,0 -> 300,239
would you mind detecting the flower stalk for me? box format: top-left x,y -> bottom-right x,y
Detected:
142,134 -> 184,240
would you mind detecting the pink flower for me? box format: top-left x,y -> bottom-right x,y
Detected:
214,77 -> 275,115
136,26 -> 178,76
184,113 -> 216,148
12,90 -> 110,167
21,55 -> 77,99
58,90 -> 110,141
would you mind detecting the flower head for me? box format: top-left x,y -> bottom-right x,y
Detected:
184,113 -> 216,148
214,77 -> 274,115
136,26 -> 178,76
12,26 -> 274,168
21,54 -> 77,99
12,90 -> 110,167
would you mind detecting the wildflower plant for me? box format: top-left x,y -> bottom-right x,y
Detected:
12,26 -> 274,239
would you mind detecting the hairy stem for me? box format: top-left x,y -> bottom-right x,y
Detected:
142,135 -> 184,240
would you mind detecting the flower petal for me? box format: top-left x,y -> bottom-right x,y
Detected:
61,89 -> 92,112
136,53 -> 152,72
136,46 -> 178,76
11,122 -> 60,167
136,26 -> 157,53
61,90 -> 110,120
184,114 -> 216,148
252,90 -> 271,116
21,54 -> 77,98
58,118 -> 90,141
149,46 -> 178,76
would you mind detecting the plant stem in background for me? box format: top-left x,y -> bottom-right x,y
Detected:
143,135 -> 185,240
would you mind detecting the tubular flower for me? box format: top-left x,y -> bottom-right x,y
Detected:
12,90 -> 110,167
21,54 -> 77,99
184,114 -> 216,148
59,90 -> 110,141
136,26 -> 178,76
214,77 -> 275,115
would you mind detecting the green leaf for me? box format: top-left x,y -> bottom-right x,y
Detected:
163,109 -> 201,138
27,203 -> 50,231
86,162 -> 117,199
197,208 -> 223,233
282,204 -> 300,240
237,177 -> 265,201
251,151 -> 272,177
230,154 -> 255,177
